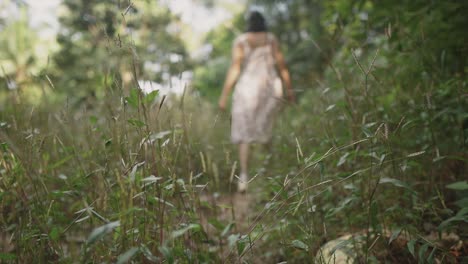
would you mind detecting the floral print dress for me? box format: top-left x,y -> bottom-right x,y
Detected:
231,33 -> 283,144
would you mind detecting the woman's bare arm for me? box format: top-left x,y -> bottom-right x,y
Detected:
219,42 -> 244,111
272,37 -> 295,103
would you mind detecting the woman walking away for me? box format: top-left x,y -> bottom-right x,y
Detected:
218,11 -> 295,192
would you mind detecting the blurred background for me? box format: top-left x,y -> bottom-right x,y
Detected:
0,0 -> 467,262
1,0 -> 466,107
0,0 -> 250,105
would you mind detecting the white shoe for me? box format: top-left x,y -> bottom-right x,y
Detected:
238,173 -> 248,193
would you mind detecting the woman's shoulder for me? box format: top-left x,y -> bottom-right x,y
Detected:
234,33 -> 248,45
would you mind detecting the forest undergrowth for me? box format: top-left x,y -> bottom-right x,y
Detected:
0,48 -> 466,263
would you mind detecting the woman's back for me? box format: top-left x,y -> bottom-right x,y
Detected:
236,32 -> 277,77
244,32 -> 271,48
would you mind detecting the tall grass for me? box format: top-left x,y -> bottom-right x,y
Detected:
1,44 -> 466,263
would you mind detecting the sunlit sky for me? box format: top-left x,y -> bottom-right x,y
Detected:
25,0 -> 61,38
161,0 -> 241,33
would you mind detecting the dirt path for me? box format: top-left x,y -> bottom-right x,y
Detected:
198,190 -> 261,261
199,191 -> 255,232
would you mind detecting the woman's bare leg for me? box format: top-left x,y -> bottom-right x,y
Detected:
239,143 -> 249,175
238,143 -> 249,192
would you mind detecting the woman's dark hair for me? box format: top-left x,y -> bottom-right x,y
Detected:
246,11 -> 267,32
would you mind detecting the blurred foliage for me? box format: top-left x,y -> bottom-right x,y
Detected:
0,7 -> 38,88
0,2 -> 52,107
192,12 -> 245,101
53,0 -> 191,104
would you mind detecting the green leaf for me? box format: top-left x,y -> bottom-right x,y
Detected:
49,154 -> 73,170
129,161 -> 145,183
145,90 -> 159,105
237,235 -> 249,255
362,126 -> 373,137
418,243 -> 429,262
407,239 -> 416,257
125,88 -> 139,108
150,130 -> 172,141
208,219 -> 224,231
406,151 -> 425,158
153,197 -> 174,208
0,142 -> 8,152
292,239 -> 309,251
329,197 -> 355,216
319,162 -> 325,178
456,207 -> 468,217
89,115 -> 98,125
221,222 -> 235,237
454,197 -> 468,208
337,152 -> 349,167
0,253 -> 16,260
388,227 -> 402,245
117,247 -> 139,264
87,221 -> 120,244
140,245 -> 159,262
171,224 -> 201,239
380,177 -> 415,194
141,175 -> 162,187
227,234 -> 240,248
325,104 -> 335,112
49,227 -> 60,242
427,247 -> 436,264
159,246 -> 173,264
446,181 -> 468,190
330,239 -> 353,254
127,119 -> 146,128
438,207 -> 468,231
0,122 -> 9,129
